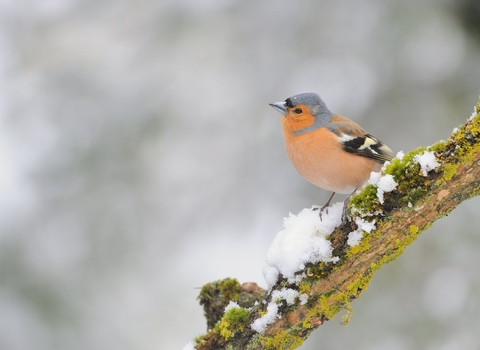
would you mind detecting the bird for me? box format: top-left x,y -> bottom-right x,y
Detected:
269,92 -> 394,221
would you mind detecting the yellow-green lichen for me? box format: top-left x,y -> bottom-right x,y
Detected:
404,223 -> 424,246
383,224 -> 423,265
318,294 -> 337,320
345,225 -> 384,260
256,330 -> 304,350
336,293 -> 353,325
409,225 -> 419,235
448,114 -> 480,160
298,282 -> 311,295
348,236 -> 371,255
301,315 -> 314,330
347,270 -> 374,297
317,292 -> 353,324
302,307 -> 323,330
440,163 -> 458,182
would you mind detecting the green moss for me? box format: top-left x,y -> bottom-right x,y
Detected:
384,147 -> 430,195
198,278 -> 246,330
198,278 -> 242,305
350,146 -> 437,216
218,278 -> 242,301
384,147 -> 425,180
349,184 -> 380,215
398,186 -> 428,207
195,331 -> 226,350
215,306 -> 250,340
429,140 -> 447,153
194,334 -> 203,344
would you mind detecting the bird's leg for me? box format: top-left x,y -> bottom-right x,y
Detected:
341,189 -> 357,226
317,192 -> 336,221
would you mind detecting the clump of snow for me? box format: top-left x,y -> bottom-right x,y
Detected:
376,191 -> 384,205
368,172 -> 398,204
251,288 -> 308,333
347,217 -> 376,247
251,300 -> 279,333
224,300 -> 240,313
368,171 -> 382,185
347,230 -> 363,247
271,287 -> 308,306
414,151 -> 440,176
355,217 -> 376,233
378,174 -> 397,192
452,127 -> 459,133
377,174 -> 398,204
262,204 -> 342,288
396,151 -> 405,160
262,266 -> 279,289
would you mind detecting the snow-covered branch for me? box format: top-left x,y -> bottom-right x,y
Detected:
186,101 -> 480,350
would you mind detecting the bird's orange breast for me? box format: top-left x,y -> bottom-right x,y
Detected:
282,117 -> 381,193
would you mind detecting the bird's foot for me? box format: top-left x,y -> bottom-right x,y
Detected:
313,204 -> 329,221
340,200 -> 355,229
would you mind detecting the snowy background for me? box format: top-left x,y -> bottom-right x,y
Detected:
1,1 -> 480,349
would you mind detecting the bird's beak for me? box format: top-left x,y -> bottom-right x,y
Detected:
269,101 -> 287,115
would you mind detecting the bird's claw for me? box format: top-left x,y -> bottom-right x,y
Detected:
314,205 -> 329,221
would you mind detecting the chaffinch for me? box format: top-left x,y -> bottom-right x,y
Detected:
269,92 -> 394,219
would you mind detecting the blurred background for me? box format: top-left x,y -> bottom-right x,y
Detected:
1,0 -> 480,349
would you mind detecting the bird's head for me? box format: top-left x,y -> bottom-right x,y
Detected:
269,92 -> 333,135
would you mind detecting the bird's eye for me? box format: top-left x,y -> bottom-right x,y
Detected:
294,108 -> 302,114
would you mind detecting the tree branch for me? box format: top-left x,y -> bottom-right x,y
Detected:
190,101 -> 480,350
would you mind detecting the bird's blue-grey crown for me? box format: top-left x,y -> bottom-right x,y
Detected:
272,92 -> 333,135
285,93 -> 332,121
